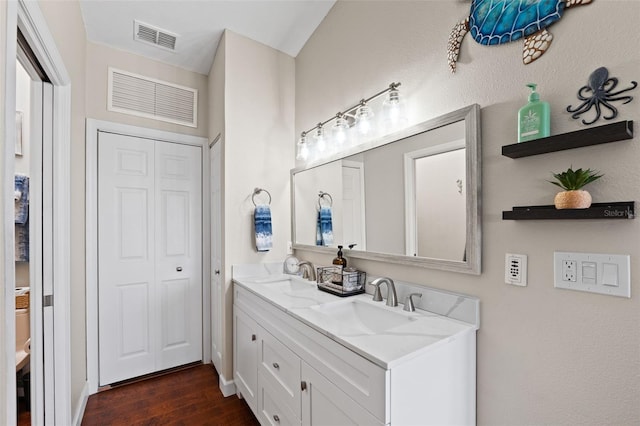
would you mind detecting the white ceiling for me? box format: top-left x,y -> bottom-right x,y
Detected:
79,0 -> 335,75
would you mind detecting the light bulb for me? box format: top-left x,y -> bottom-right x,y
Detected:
314,125 -> 327,154
382,84 -> 407,133
331,114 -> 349,147
296,133 -> 309,161
355,102 -> 375,138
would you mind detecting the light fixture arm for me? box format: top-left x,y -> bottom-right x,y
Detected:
299,82 -> 401,137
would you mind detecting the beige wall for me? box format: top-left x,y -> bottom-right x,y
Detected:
214,30 -> 296,379
85,41 -> 209,138
295,1 -> 640,424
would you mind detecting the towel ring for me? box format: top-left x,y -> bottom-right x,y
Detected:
252,188 -> 272,206
317,191 -> 333,209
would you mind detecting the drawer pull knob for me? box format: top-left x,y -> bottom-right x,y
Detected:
273,415 -> 280,423
251,334 -> 256,341
176,266 -> 183,272
272,362 -> 280,369
301,381 -> 307,391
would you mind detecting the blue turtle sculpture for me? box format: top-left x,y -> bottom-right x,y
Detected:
447,0 -> 593,73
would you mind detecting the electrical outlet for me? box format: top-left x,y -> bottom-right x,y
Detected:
287,241 -> 293,255
554,252 -> 630,298
562,260 -> 577,282
505,253 -> 527,286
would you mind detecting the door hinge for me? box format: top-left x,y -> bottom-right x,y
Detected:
43,294 -> 53,307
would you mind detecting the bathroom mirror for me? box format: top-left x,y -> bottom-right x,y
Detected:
291,104 -> 481,274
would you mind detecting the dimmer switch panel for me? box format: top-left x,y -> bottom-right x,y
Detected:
505,253 -> 527,286
554,252 -> 630,298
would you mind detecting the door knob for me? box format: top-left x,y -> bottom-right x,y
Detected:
176,266 -> 183,272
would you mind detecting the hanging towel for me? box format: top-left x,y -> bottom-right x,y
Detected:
14,174 -> 29,224
254,204 -> 273,252
15,221 -> 29,262
316,206 -> 334,246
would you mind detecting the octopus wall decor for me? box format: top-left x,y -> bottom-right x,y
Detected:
447,0 -> 594,73
567,67 -> 637,125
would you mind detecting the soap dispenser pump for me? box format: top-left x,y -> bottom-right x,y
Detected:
518,83 -> 550,143
332,245 -> 347,285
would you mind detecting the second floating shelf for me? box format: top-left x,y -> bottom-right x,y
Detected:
502,201 -> 635,220
502,120 -> 634,158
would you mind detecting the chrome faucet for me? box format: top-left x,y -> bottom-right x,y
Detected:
371,277 -> 398,307
298,261 -> 316,281
403,293 -> 422,312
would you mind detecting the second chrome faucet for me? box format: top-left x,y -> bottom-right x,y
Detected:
371,277 -> 398,307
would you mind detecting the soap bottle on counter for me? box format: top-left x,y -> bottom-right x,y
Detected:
518,83 -> 550,143
332,245 -> 347,285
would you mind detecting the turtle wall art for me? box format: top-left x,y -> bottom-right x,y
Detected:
447,0 -> 594,73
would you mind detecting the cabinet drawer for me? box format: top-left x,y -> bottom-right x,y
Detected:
260,328 -> 301,417
258,372 -> 301,426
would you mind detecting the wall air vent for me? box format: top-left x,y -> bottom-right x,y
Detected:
108,68 -> 197,128
134,20 -> 178,51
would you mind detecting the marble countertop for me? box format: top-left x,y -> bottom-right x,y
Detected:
233,271 -> 478,370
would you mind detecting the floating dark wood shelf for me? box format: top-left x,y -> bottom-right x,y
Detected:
502,201 -> 635,220
502,120 -> 633,158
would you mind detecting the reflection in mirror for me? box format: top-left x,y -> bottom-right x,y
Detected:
404,136 -> 466,260
291,104 -> 481,274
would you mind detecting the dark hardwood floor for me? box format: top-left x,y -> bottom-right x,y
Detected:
82,364 -> 259,425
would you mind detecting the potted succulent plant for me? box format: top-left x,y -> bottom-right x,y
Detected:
549,166 -> 603,209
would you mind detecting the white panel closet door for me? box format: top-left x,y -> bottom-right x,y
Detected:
155,140 -> 202,370
98,132 -> 202,385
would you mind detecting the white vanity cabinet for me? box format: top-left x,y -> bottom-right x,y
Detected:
233,305 -> 260,413
233,278 -> 477,426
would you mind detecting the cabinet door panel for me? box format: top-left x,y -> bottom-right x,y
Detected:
234,307 -> 259,413
302,363 -> 382,426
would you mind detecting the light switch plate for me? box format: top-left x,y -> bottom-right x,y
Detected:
554,252 -> 630,298
505,253 -> 527,286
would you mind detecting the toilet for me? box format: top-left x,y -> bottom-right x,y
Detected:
15,307 -> 30,371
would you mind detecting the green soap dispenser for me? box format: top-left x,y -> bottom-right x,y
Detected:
518,83 -> 550,143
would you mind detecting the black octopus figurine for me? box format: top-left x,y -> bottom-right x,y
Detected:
567,67 -> 637,125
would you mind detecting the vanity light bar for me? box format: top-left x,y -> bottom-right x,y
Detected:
300,82 -> 402,137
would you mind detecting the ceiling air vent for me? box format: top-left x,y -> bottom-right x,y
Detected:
134,20 -> 177,51
108,68 -> 198,128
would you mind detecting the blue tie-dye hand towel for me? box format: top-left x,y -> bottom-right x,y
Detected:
316,206 -> 334,246
15,174 -> 29,224
254,204 -> 273,252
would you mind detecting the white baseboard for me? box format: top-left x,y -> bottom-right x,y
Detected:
218,373 -> 236,397
72,381 -> 89,426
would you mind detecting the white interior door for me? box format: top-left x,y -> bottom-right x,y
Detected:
155,140 -> 202,370
40,80 -> 55,425
341,161 -> 366,250
98,132 -> 202,385
210,137 -> 223,372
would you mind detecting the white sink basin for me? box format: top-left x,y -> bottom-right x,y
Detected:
259,278 -> 316,293
311,299 -> 418,335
